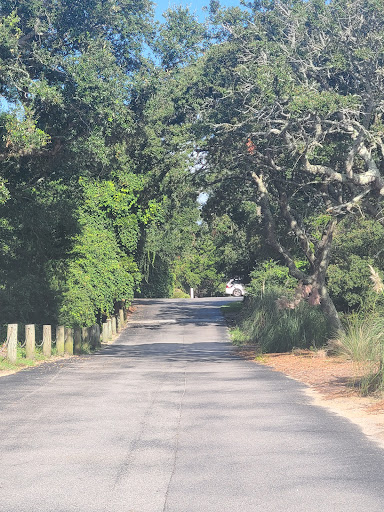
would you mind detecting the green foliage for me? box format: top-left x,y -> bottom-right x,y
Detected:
58,178 -> 142,326
0,179 -> 9,204
139,255 -> 175,298
230,289 -> 331,352
3,107 -> 51,154
248,260 -> 299,295
0,181 -> 78,324
155,6 -> 207,70
172,288 -> 190,299
201,205 -> 264,284
0,175 -> 143,326
327,218 -> 384,312
173,226 -> 223,297
288,88 -> 359,117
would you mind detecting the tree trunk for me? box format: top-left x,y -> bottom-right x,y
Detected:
316,282 -> 343,334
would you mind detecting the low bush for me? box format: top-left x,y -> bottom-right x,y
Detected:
172,288 -> 190,299
331,313 -> 384,394
230,288 -> 331,352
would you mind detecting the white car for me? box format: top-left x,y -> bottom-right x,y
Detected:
225,279 -> 245,297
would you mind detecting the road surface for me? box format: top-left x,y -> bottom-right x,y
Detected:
1,297 -> 384,512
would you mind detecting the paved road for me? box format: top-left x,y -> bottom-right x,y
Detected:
1,298 -> 384,512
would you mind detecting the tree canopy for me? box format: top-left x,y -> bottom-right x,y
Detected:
182,0 -> 384,329
1,0 -> 384,330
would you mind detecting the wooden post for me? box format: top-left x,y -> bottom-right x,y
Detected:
107,318 -> 112,340
88,326 -> 95,350
82,327 -> 90,352
43,325 -> 52,357
111,316 -> 117,336
64,328 -> 74,355
102,322 -> 108,343
6,324 -> 17,363
56,326 -> 65,355
90,325 -> 95,349
95,324 -> 101,347
74,327 -> 81,355
25,324 -> 35,360
119,309 -> 124,328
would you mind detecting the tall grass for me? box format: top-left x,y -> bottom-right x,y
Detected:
231,288 -> 331,353
332,313 -> 384,394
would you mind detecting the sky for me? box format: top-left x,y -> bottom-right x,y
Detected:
154,0 -> 241,21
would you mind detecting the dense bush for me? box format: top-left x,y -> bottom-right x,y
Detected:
327,218 -> 384,312
139,256 -> 175,298
232,288 -> 331,353
248,260 -> 300,295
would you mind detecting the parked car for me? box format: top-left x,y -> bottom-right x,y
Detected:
225,278 -> 245,297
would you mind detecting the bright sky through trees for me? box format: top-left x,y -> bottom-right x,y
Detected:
154,0 -> 240,21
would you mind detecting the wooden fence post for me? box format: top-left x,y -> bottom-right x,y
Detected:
82,327 -> 90,352
64,328 -> 74,355
95,324 -> 101,348
111,316 -> 117,336
102,322 -> 108,343
87,326 -> 94,350
74,327 -> 82,355
119,309 -> 124,328
43,325 -> 52,357
6,324 -> 17,363
25,324 -> 35,360
107,318 -> 112,340
88,326 -> 93,350
56,326 -> 65,355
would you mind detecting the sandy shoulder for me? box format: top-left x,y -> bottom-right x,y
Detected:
240,349 -> 384,450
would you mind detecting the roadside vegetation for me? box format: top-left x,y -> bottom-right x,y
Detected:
228,291 -> 330,353
2,0 -> 384,393
0,343 -> 56,373
223,260 -> 384,394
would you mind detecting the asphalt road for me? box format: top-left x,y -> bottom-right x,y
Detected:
1,297 -> 384,512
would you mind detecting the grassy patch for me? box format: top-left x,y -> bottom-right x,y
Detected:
330,313 -> 384,394
224,290 -> 331,353
0,345 -> 51,373
221,301 -> 243,314
172,288 -> 191,299
221,301 -> 244,329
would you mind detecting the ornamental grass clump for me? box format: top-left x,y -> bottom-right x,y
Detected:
334,313 -> 384,395
332,265 -> 384,394
232,288 -> 330,353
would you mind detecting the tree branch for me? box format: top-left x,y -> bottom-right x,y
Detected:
251,171 -> 307,281
279,192 -> 316,267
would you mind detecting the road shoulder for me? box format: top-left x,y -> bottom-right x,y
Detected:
238,349 -> 384,449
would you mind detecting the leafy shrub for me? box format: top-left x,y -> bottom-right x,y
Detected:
59,213 -> 140,327
139,256 -> 175,298
58,178 -> 142,326
248,260 -> 302,295
172,288 -> 190,298
327,218 -> 384,312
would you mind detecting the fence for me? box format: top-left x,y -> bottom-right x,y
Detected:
1,308 -> 127,364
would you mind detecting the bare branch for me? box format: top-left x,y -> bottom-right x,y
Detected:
279,192 -> 316,267
251,171 -> 307,281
